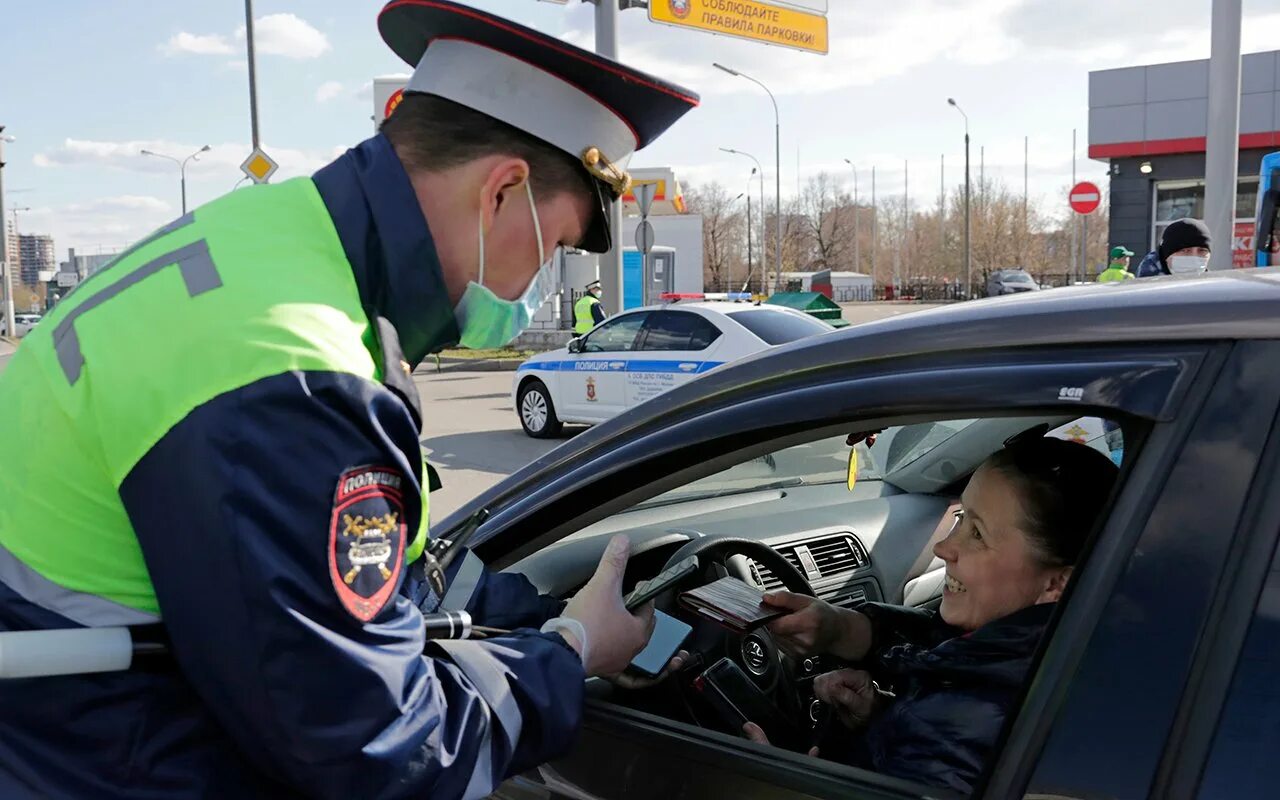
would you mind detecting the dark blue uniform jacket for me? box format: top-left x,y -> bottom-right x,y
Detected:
0,135 -> 584,800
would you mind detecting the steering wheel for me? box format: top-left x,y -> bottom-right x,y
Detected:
654,536 -> 816,746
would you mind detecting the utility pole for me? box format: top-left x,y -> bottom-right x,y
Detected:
592,0 -> 626,314
1023,135 -> 1029,264
900,159 -> 908,292
1071,128 -> 1078,281
1204,0 -> 1243,271
871,166 -> 878,291
0,126 -> 13,338
940,154 -> 945,264
245,0 -> 262,152
948,99 -> 972,298
745,190 -> 753,293
844,159 -> 859,274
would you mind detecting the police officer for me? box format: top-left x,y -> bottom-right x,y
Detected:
0,2 -> 698,798
574,279 -> 606,333
1098,246 -> 1136,283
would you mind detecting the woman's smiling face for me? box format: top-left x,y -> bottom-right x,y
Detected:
933,463 -> 1071,631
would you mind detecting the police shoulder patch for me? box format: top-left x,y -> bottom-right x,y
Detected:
328,466 -> 408,622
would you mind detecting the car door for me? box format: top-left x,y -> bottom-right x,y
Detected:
625,310 -> 724,409
561,311 -> 649,422
461,342 -> 1221,800
987,340 -> 1280,799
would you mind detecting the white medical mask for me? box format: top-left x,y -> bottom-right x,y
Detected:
1168,255 -> 1209,274
454,180 -> 556,349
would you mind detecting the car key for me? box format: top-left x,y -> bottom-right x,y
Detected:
625,556 -> 700,611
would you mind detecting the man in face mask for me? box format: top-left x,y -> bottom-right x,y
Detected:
574,280 -> 607,334
0,3 -> 699,799
1133,218 -> 1213,277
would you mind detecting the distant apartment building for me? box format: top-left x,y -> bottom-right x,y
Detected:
18,233 -> 55,286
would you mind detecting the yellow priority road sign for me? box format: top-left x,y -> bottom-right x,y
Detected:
649,0 -> 828,55
240,147 -> 279,184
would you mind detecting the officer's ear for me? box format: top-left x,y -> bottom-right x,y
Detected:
480,157 -> 532,231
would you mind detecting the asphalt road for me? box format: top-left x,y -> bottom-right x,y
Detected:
416,370 -> 582,525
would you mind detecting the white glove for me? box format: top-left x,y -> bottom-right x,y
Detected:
556,535 -> 656,678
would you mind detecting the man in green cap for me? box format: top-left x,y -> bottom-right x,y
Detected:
1099,246 -> 1136,283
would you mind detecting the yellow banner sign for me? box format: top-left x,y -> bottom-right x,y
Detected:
649,0 -> 828,55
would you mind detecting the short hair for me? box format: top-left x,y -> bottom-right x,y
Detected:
984,437 -> 1120,567
381,93 -> 596,202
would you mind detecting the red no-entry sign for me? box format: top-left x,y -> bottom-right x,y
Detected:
1069,181 -> 1102,215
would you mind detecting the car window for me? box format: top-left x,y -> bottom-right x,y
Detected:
631,420 -> 981,510
1196,525 -> 1280,798
582,312 -> 648,353
727,309 -> 832,345
640,311 -> 722,352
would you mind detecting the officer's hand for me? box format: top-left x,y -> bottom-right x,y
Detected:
610,650 -> 690,691
561,535 -> 656,678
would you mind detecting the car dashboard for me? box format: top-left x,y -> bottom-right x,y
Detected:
508,480 -> 958,611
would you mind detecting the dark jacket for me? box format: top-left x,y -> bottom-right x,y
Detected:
847,601 -> 1055,794
1134,250 -> 1165,277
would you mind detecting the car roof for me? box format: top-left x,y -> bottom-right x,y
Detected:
451,270 -> 1280,533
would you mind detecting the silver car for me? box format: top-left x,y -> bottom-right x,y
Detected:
986,268 -> 1041,297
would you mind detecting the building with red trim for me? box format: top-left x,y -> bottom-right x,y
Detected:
1089,50 -> 1279,267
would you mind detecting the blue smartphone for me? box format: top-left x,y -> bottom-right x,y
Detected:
629,610 -> 692,678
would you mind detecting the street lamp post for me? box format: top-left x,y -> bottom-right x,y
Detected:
140,145 -> 211,216
736,190 -> 753,293
715,63 -> 781,293
843,158 -> 860,275
947,98 -> 972,297
720,147 -> 767,291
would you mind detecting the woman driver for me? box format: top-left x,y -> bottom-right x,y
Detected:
746,437 -> 1119,794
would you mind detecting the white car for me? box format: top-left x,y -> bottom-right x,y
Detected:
512,299 -> 835,437
4,314 -> 41,338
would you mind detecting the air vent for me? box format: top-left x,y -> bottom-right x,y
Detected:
750,562 -> 784,592
808,535 -> 868,574
748,534 -> 868,591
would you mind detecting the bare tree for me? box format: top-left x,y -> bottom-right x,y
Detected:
683,182 -> 745,287
797,172 -> 854,271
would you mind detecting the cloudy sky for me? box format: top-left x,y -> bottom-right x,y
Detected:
3,0 -> 1279,255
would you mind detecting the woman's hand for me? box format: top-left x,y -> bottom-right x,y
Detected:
763,592 -> 872,661
742,723 -> 819,757
762,592 -> 843,657
814,669 -> 885,730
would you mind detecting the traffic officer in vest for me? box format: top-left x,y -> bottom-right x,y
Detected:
575,279 -> 607,333
1098,246 -> 1136,282
0,2 -> 698,798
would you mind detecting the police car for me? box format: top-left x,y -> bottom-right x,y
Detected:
512,294 -> 835,437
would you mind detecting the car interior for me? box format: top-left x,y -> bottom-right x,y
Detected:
505,411 -> 1132,796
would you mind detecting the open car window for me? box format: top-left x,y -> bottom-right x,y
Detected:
630,420 -> 980,511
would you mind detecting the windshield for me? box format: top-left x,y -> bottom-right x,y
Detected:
728,309 -> 832,345
1002,272 -> 1034,284
632,419 -> 976,510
